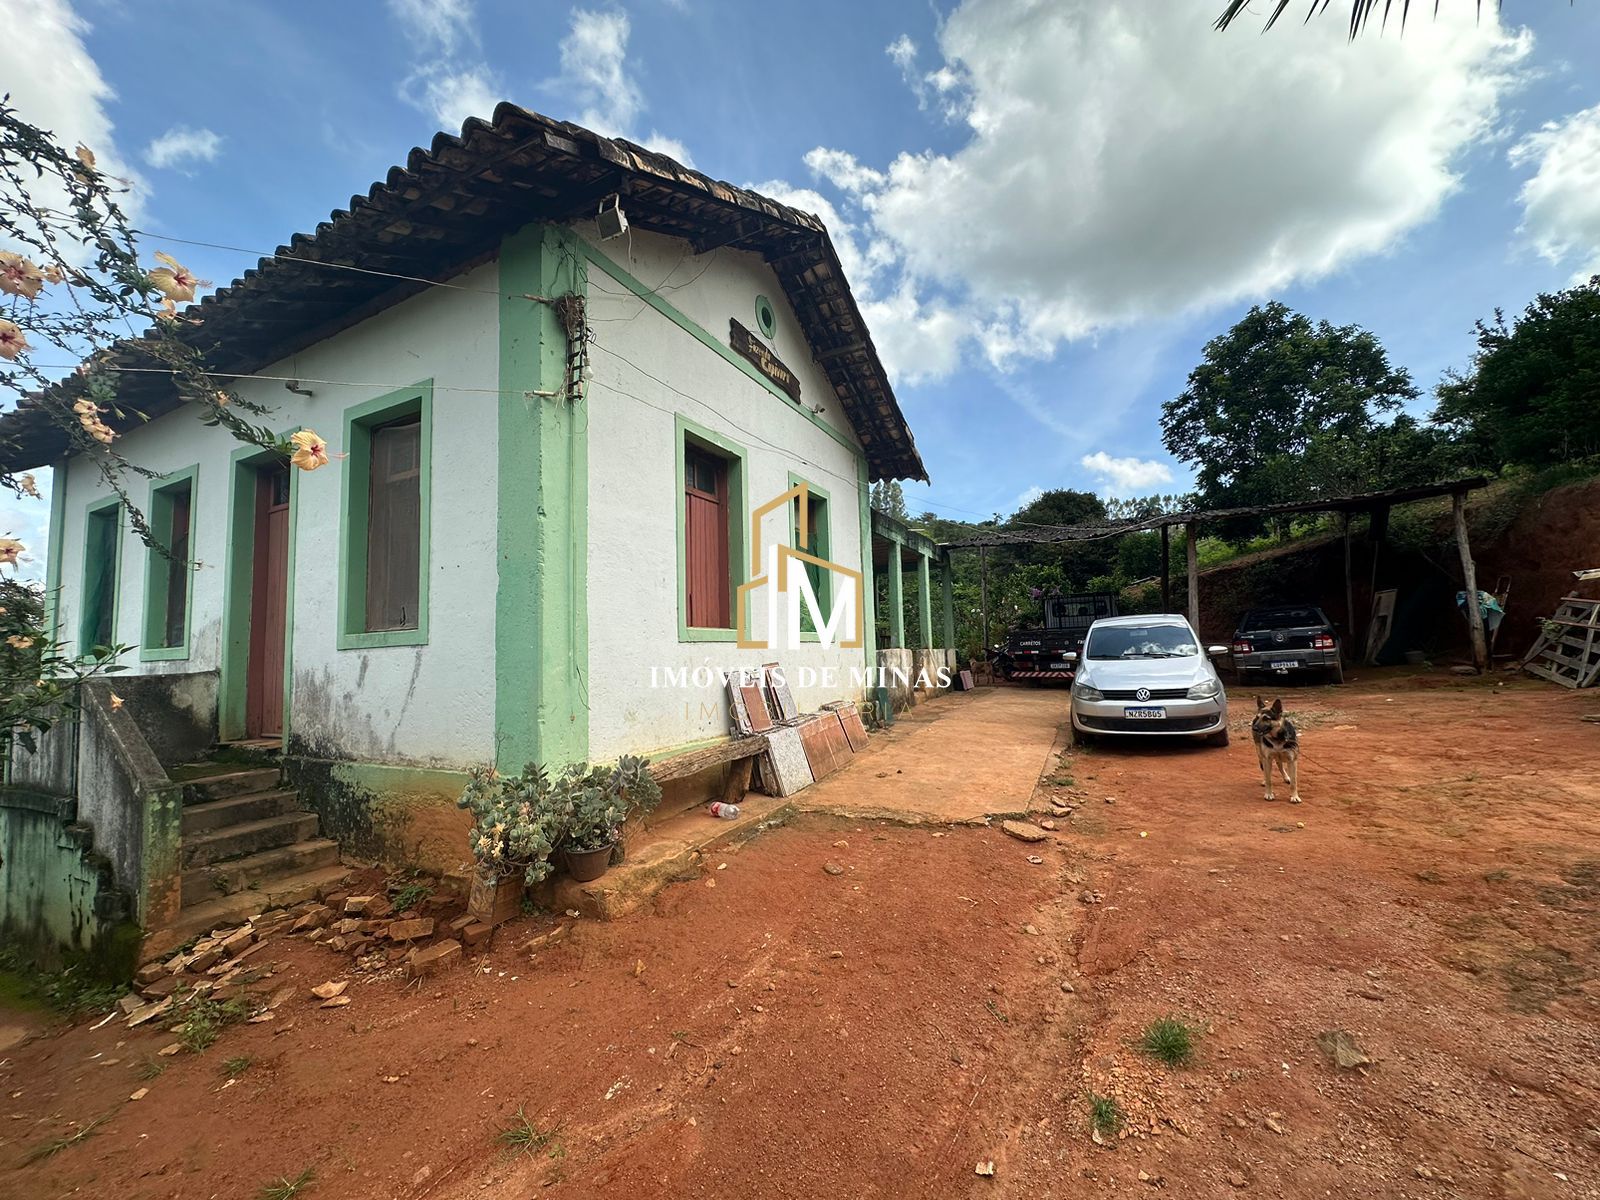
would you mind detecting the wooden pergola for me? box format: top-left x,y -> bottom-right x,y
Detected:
941,477 -> 1494,670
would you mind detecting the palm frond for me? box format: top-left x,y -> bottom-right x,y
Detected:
1215,0 -> 1497,37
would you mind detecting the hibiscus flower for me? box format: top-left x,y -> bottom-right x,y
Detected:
0,319 -> 26,360
0,538 -> 22,566
0,251 -> 45,300
288,428 -> 346,472
147,251 -> 208,304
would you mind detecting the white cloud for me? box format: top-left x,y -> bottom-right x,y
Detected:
1080,451 -> 1174,493
414,64 -> 500,128
144,126 -> 222,171
388,0 -> 502,129
1015,485 -> 1044,508
0,0 -> 144,222
560,9 -> 643,136
804,0 -> 1531,382
388,0 -> 476,55
1510,102 -> 1600,281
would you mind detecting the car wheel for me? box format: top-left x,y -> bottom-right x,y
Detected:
1206,726 -> 1230,747
1329,659 -> 1345,685
1071,723 -> 1097,748
1236,667 -> 1256,688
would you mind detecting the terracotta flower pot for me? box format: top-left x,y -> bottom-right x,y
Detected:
563,843 -> 615,883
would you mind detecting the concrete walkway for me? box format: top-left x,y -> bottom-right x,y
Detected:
798,687 -> 1067,824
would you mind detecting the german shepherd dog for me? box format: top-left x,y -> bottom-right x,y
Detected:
1251,697 -> 1301,803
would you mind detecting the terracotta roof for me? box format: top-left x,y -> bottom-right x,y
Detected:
0,103 -> 925,481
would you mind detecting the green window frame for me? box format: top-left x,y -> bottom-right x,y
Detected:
787,471 -> 832,638
675,414 -> 748,642
141,464 -> 198,661
337,381 -> 432,650
78,495 -> 123,654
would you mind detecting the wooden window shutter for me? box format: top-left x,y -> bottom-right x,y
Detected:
366,417 -> 422,631
684,446 -> 731,628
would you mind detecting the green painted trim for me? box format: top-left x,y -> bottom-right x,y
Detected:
497,224 -> 590,770
917,552 -> 934,649
139,463 -> 199,662
219,440 -> 291,742
579,241 -> 866,463
43,458 -> 67,643
856,457 -> 877,673
675,413 -> 750,643
786,470 -> 832,641
335,381 -> 433,651
78,493 -> 123,653
754,294 -> 777,339
886,542 -> 905,649
283,463 -> 299,749
941,552 -> 956,649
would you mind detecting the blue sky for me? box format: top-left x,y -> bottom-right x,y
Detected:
5,0 -> 1600,569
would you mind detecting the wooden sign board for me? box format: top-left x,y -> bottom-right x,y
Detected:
729,319 -> 801,403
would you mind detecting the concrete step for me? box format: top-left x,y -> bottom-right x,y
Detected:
181,838 -> 340,907
180,767 -> 282,804
181,812 -> 320,869
545,794 -> 793,920
181,790 -> 303,836
144,864 -> 351,962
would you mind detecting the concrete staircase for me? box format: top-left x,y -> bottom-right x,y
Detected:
151,754 -> 346,954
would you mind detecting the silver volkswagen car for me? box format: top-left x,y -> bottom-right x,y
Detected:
1068,614 -> 1231,747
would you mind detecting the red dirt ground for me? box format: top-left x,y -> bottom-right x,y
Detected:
3,671 -> 1598,1199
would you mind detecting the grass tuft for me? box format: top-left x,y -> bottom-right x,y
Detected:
136,1056 -> 167,1081
221,1055 -> 253,1078
497,1105 -> 563,1158
389,880 -> 433,913
1138,1017 -> 1198,1066
24,1115 -> 108,1164
258,1166 -> 315,1200
177,994 -> 251,1053
1088,1092 -> 1124,1138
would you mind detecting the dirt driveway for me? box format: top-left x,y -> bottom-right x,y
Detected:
3,672 -> 1598,1199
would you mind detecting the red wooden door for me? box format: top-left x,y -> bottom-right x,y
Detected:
684,449 -> 730,628
246,463 -> 290,738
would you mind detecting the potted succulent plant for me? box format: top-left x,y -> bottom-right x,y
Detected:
456,763 -> 567,924
558,755 -> 660,882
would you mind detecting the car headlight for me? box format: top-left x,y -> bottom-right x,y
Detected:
1072,681 -> 1104,702
1187,678 -> 1222,700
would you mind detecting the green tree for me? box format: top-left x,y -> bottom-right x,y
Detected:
870,479 -> 908,521
1433,278 -> 1600,469
1160,302 -> 1420,531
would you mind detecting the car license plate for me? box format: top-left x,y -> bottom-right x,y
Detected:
1270,660 -> 1300,670
1048,662 -> 1070,670
1124,706 -> 1166,720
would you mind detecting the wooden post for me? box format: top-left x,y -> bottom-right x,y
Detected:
1454,491 -> 1489,672
1365,504 -> 1389,651
1343,512 -> 1355,644
1185,522 -> 1200,632
978,546 -> 990,653
1160,524 -> 1171,612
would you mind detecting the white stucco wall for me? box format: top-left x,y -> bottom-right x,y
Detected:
580,226 -> 874,760
50,261 -> 501,767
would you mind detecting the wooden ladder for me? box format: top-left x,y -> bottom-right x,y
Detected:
1522,596 -> 1600,688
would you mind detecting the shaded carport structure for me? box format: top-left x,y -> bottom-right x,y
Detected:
940,477 -> 1494,670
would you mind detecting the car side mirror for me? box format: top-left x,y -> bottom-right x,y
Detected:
1065,651 -> 1079,663
1206,645 -> 1230,656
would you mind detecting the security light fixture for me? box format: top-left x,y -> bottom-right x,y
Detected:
597,194 -> 629,241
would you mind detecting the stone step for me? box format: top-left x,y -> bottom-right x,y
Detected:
181,790 -> 303,836
181,838 -> 340,907
545,794 -> 793,920
181,812 -> 320,869
144,864 -> 351,962
180,767 -> 282,804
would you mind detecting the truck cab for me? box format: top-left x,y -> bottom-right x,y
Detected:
996,592 -> 1119,683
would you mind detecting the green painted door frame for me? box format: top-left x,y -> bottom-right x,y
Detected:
856,459 -> 877,673
496,223 -> 589,771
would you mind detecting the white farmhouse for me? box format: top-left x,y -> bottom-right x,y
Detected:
0,107 -> 955,952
